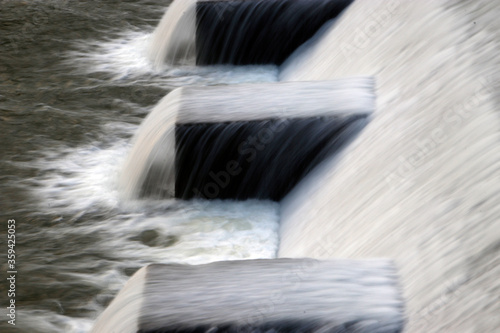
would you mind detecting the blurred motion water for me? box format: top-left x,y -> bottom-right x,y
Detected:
5,0 -> 500,332
0,1 -> 279,332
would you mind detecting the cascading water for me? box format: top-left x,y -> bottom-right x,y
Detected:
119,78 -> 375,200
148,0 -> 354,67
148,0 -> 197,68
195,0 -> 354,65
0,1 -> 281,332
175,116 -> 366,200
93,259 -> 404,333
4,0 -> 499,332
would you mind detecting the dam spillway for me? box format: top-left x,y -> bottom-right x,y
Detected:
95,0 -> 500,332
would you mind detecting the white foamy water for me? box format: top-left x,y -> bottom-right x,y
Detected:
67,31 -> 278,84
30,140 -> 280,262
22,135 -> 279,333
12,26 -> 280,333
30,139 -> 280,267
147,0 -> 197,68
31,142 -> 280,265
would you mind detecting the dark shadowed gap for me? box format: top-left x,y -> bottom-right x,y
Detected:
174,115 -> 367,200
138,320 -> 353,333
195,0 -> 354,65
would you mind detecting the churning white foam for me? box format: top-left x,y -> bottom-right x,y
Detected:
67,31 -> 278,84
24,126 -> 279,333
30,137 -> 280,260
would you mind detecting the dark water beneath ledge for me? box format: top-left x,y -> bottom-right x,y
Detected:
0,1 -> 279,332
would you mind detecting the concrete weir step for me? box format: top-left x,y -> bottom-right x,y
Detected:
91,259 -> 405,333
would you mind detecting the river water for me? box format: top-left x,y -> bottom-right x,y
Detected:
0,1 -> 280,332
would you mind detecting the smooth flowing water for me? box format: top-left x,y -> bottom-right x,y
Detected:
0,1 -> 280,332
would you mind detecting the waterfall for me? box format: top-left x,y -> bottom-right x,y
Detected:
119,78 -> 375,200
92,259 -> 404,333
148,0 -> 353,67
175,116 -> 366,200
107,0 -> 500,331
148,0 -> 197,68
